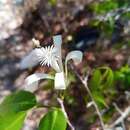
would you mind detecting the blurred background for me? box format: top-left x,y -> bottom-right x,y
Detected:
0,0 -> 130,130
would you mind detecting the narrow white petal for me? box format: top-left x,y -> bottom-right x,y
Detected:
24,81 -> 39,92
53,35 -> 63,72
53,35 -> 62,57
20,49 -> 40,69
53,35 -> 62,48
54,72 -> 66,90
51,60 -> 61,73
24,73 -> 54,92
65,51 -> 83,78
65,50 -> 83,65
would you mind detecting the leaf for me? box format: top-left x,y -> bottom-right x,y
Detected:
114,71 -> 125,81
92,91 -> 107,108
0,90 -> 37,130
92,0 -> 118,14
0,90 -> 37,113
0,112 -> 26,130
39,109 -> 67,130
114,65 -> 130,89
103,68 -> 114,88
89,69 -> 107,108
90,69 -> 102,90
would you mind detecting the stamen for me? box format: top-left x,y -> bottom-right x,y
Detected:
36,45 -> 58,67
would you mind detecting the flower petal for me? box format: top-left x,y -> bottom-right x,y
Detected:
54,72 -> 66,90
51,60 -> 61,73
24,81 -> 39,92
65,50 -> 83,65
24,73 -> 54,92
20,49 -> 40,69
53,35 -> 63,72
65,51 -> 83,78
53,35 -> 62,48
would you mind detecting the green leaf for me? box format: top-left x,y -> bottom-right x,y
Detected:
39,109 -> 67,130
90,69 -> 102,90
103,68 -> 114,88
91,0 -> 118,14
114,65 -> 130,89
90,67 -> 114,108
0,90 -> 37,130
0,112 -> 26,130
92,91 -> 107,108
114,71 -> 125,81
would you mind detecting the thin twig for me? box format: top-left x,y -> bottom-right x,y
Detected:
125,91 -> 130,100
121,121 -> 126,130
57,98 -> 75,130
111,106 -> 130,127
70,64 -> 105,130
95,7 -> 130,21
113,103 -> 123,115
82,77 -> 105,130
113,103 -> 126,130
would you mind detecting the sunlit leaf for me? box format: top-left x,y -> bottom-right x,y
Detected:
0,91 -> 37,130
103,68 -> 114,89
90,69 -> 102,90
39,109 -> 67,130
92,91 -> 108,108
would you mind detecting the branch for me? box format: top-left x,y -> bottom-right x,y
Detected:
57,98 -> 75,130
110,106 -> 130,127
113,103 -> 126,130
95,7 -> 130,21
70,64 -> 105,130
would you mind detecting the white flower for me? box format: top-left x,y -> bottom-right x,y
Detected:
35,46 -> 61,72
20,35 -> 83,91
37,46 -> 56,66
